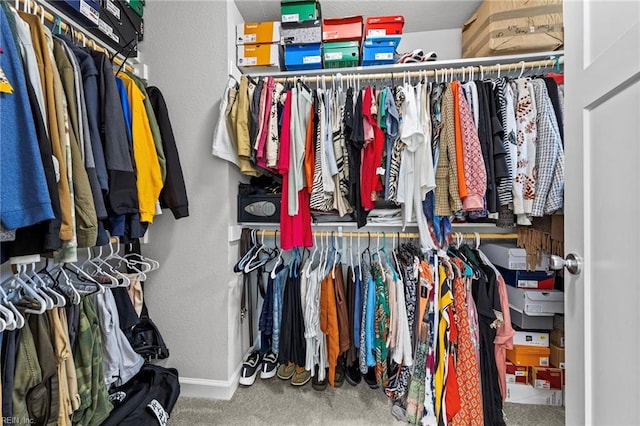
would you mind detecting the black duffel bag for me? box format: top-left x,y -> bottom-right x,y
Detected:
101,364 -> 180,426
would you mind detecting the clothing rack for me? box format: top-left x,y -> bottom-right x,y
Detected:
251,51 -> 564,84
11,0 -> 135,73
256,229 -> 517,241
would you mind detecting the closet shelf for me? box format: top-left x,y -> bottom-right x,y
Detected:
246,50 -> 564,79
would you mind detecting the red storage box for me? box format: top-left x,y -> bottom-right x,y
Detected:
365,15 -> 404,37
322,16 -> 363,41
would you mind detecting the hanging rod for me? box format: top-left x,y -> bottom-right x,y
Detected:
12,0 -> 135,73
250,50 -> 564,81
256,229 -> 517,240
267,57 -> 562,84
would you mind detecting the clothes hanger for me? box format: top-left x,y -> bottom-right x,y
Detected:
269,231 -> 283,278
305,231 -> 318,278
17,263 -> 55,311
33,261 -> 66,307
0,285 -> 22,330
53,266 -> 82,304
234,229 -> 260,273
85,246 -> 127,287
9,271 -> 47,314
331,232 -> 341,279
244,231 -> 276,273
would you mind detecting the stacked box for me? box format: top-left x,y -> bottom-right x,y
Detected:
281,1 -> 322,71
236,21 -> 282,72
322,16 -> 362,68
362,15 -> 403,66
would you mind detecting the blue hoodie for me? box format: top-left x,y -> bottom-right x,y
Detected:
0,9 -> 53,229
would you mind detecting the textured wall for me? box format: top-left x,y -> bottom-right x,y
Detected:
397,28 -> 462,60
141,0 -> 236,382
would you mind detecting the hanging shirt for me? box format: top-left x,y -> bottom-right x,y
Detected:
288,84 -> 313,215
212,77 -> 240,167
512,79 -> 538,224
458,85 -> 487,211
434,84 -> 463,216
531,79 -> 565,216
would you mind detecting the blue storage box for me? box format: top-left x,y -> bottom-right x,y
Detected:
495,265 -> 556,290
362,35 -> 401,66
284,43 -> 322,71
59,0 -> 100,25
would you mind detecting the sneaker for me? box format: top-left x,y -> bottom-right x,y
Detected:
291,366 -> 311,386
276,361 -> 296,380
239,351 -> 262,386
260,351 -> 278,379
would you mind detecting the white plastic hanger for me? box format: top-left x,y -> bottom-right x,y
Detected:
271,231 -> 284,279
0,286 -> 21,330
18,264 -> 54,310
10,272 -> 46,314
518,61 -> 526,79
304,232 -> 318,279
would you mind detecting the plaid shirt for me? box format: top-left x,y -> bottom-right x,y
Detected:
531,80 -> 565,216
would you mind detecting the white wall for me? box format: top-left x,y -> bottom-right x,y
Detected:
141,0 -> 244,398
397,28 -> 462,60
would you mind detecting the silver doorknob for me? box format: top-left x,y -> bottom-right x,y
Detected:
549,253 -> 582,275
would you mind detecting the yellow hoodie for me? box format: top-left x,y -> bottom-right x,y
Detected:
118,73 -> 162,223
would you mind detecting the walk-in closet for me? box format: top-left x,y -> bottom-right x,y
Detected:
1,0 -> 638,425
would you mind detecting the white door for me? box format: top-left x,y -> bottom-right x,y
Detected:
564,1 -> 640,424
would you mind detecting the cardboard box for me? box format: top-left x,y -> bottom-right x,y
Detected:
125,0 -> 143,17
102,0 -> 144,42
60,0 -> 101,25
481,243 -> 549,271
514,331 -> 549,347
236,22 -> 281,45
550,328 -> 565,348
283,43 -> 322,71
510,306 -> 554,330
532,214 -> 565,242
323,41 -> 360,68
281,0 -> 320,23
528,366 -> 564,390
281,20 -> 322,45
322,16 -> 363,42
506,383 -> 563,406
506,344 -> 550,367
365,15 -> 404,37
507,285 -> 564,316
553,314 -> 564,331
550,343 -> 565,368
461,0 -> 564,58
362,35 -> 401,66
506,361 -> 528,384
496,265 -> 555,290
237,43 -> 281,71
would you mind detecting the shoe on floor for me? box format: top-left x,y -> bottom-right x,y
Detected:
334,363 -> 345,388
260,351 -> 278,379
312,365 -> 328,391
277,361 -> 296,380
239,351 -> 262,386
291,366 -> 311,386
345,364 -> 362,386
363,367 -> 379,389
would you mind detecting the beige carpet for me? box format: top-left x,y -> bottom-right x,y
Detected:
168,377 -> 564,425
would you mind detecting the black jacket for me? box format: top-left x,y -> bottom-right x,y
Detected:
146,87 -> 189,219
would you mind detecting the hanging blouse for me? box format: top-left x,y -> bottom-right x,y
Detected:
531,79 -> 565,216
458,85 -> 487,211
434,84 -> 463,216
512,79 -> 538,224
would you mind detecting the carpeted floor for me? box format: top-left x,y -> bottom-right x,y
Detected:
168,377 -> 564,425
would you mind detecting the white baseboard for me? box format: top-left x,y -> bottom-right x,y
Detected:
179,364 -> 242,400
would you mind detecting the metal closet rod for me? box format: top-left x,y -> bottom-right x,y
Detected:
13,0 -> 135,73
256,229 -> 517,240
271,57 -> 562,84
